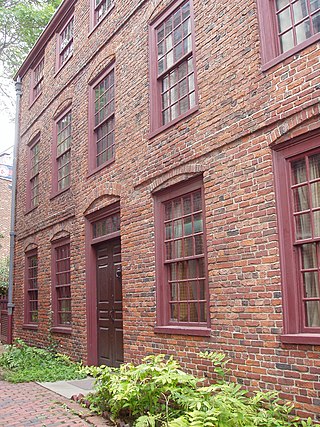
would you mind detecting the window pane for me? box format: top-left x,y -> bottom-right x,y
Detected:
170,283 -> 178,300
296,20 -> 311,43
309,153 -> 320,179
301,243 -> 317,268
184,216 -> 192,235
278,7 -> 292,32
173,199 -> 182,217
303,272 -> 319,297
313,211 -> 320,237
174,219 -> 183,237
194,213 -> 203,233
184,236 -> 193,256
293,186 -> 309,211
310,0 -> 320,12
312,11 -> 320,33
170,304 -> 178,321
276,0 -> 290,9
165,202 -> 172,220
280,29 -> 295,52
295,213 -> 312,239
195,234 -> 203,255
293,0 -> 308,23
305,301 -> 320,327
311,182 -> 320,208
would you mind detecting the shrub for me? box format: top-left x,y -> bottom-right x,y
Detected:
0,256 -> 9,296
84,353 -> 315,427
0,338 -> 86,383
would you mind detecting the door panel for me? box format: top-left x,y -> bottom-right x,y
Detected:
96,238 -> 123,367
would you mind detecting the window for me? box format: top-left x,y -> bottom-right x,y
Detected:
24,250 -> 38,326
30,57 -> 44,103
257,0 -> 320,69
149,0 -> 198,135
53,110 -> 72,194
27,138 -> 40,211
89,66 -> 115,171
92,0 -> 114,27
57,16 -> 74,69
154,178 -> 210,335
52,239 -> 72,330
273,133 -> 320,344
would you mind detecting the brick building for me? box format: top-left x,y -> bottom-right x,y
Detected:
13,0 -> 320,420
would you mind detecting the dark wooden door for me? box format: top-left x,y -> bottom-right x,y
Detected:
96,238 -> 123,367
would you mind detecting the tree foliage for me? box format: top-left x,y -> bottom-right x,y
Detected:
0,0 -> 62,80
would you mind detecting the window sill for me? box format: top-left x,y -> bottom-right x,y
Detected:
154,325 -> 210,337
262,33 -> 320,72
281,333 -> 320,345
54,54 -> 73,78
149,106 -> 199,140
25,205 -> 38,215
51,326 -> 72,334
23,323 -> 38,330
87,157 -> 115,178
29,92 -> 42,109
88,4 -> 115,37
50,186 -> 70,200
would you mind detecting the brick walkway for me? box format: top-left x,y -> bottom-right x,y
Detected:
0,380 -> 110,427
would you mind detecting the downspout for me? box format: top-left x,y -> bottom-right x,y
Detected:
7,76 -> 22,344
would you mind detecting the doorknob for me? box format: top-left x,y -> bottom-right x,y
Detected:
109,309 -> 115,321
116,266 -> 122,279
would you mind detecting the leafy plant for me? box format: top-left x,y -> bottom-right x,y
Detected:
0,256 -> 9,296
0,338 -> 86,383
84,352 -> 316,427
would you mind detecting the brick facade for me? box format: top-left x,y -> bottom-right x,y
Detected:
0,178 -> 12,260
14,0 -> 320,421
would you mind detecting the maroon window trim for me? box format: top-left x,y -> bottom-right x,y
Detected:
23,249 -> 39,329
29,56 -> 44,105
26,137 -> 40,213
52,108 -> 72,197
149,0 -> 199,137
90,0 -> 114,30
273,131 -> 320,345
154,176 -> 210,335
56,15 -> 74,72
88,63 -> 115,174
51,238 -> 72,332
257,0 -> 320,70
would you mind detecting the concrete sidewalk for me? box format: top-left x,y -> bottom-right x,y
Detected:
37,377 -> 95,399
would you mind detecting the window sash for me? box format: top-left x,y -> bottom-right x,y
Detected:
274,0 -> 320,53
56,111 -> 72,191
54,243 -> 71,326
150,0 -> 197,131
160,186 -> 208,326
289,150 -> 320,329
95,0 -> 113,23
59,18 -> 74,66
33,58 -> 44,99
93,69 -> 115,167
26,254 -> 38,324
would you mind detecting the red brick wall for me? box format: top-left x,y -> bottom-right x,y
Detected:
13,0 -> 320,421
0,178 -> 11,260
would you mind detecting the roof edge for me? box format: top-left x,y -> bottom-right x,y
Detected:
14,0 -> 76,80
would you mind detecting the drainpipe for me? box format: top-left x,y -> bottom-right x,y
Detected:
7,76 -> 22,344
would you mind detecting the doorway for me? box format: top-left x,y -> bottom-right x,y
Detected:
96,237 -> 123,367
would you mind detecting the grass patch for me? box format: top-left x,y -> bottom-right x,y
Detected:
0,339 -> 86,383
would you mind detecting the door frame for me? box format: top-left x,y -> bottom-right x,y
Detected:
85,203 -> 120,366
